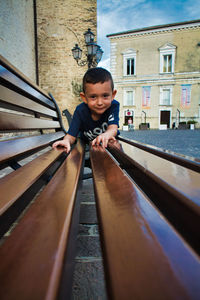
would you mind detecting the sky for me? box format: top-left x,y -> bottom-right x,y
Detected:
97,0 -> 200,70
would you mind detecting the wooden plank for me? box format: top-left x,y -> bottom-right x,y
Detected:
118,136 -> 200,172
0,148 -> 64,215
109,140 -> 200,206
90,146 -> 200,300
108,140 -> 200,252
0,64 -> 55,109
0,111 -> 60,131
0,85 -> 57,118
0,55 -> 50,99
0,140 -> 85,300
0,131 -> 65,165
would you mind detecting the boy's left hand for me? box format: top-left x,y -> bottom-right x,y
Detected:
92,132 -> 116,149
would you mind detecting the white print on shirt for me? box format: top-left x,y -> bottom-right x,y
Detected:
84,122 -> 108,141
108,114 -> 114,122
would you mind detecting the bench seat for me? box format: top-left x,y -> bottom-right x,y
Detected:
90,144 -> 200,300
108,139 -> 200,253
0,140 -> 85,300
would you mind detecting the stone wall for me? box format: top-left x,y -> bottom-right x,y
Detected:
37,0 -> 97,129
0,0 -> 36,82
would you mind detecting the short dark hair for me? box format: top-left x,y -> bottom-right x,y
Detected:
82,67 -> 114,93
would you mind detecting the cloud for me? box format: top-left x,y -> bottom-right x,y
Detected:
98,57 -> 110,71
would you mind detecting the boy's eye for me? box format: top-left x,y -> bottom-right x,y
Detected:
103,94 -> 109,98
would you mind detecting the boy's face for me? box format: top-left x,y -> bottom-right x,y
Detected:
80,80 -> 117,120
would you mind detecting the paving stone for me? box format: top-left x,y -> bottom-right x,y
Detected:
79,193 -> 95,202
81,178 -> 94,193
80,203 -> 98,224
72,260 -> 107,300
78,224 -> 99,236
120,130 -> 200,158
76,235 -> 102,257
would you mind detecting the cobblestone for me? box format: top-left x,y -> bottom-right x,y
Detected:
120,129 -> 200,159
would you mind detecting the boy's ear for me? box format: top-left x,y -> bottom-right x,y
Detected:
112,89 -> 117,100
80,92 -> 87,104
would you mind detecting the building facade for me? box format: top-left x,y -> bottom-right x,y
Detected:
107,20 -> 200,130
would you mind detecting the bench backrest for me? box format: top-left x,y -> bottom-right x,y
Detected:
0,56 -> 86,300
0,55 -> 68,237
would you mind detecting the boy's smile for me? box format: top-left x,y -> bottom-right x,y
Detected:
80,80 -> 117,121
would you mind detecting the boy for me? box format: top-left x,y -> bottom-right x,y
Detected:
52,67 -> 119,152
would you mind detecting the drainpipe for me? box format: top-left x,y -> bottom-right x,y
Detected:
33,0 -> 39,85
142,111 -> 146,123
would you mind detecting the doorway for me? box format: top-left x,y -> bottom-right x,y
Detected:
160,110 -> 170,128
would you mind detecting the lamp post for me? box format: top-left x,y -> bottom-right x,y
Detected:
72,28 -> 103,69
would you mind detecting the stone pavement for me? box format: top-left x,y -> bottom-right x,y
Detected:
72,171 -> 107,300
120,129 -> 200,159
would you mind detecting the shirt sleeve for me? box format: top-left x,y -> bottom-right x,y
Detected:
107,100 -> 120,126
67,107 -> 82,137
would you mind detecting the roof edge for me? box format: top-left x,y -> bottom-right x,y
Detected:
106,19 -> 200,38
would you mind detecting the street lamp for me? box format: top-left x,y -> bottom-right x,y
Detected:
72,28 -> 103,69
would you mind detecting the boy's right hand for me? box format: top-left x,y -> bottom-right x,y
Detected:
52,139 -> 71,153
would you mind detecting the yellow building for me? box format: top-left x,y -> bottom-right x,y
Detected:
107,19 -> 200,130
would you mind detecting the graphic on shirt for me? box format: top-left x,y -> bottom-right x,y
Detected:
84,122 -> 108,140
108,114 -> 114,122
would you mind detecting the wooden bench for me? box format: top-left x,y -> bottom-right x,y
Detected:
1,54 -> 200,300
90,139 -> 200,300
0,55 -> 85,300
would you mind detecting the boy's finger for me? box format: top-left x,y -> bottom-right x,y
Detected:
52,141 -> 59,148
92,138 -> 97,146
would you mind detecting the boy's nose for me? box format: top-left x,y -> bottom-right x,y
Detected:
97,98 -> 103,106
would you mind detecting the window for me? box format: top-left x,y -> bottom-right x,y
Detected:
163,55 -> 172,73
159,43 -> 176,73
123,88 -> 134,106
126,58 -> 134,75
122,49 -> 136,76
160,86 -> 173,106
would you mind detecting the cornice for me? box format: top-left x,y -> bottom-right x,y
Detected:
108,21 -> 200,40
114,76 -> 200,85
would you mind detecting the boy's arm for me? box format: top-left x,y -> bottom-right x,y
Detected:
92,124 -> 118,149
52,134 -> 76,153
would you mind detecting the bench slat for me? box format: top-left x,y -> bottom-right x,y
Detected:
0,111 -> 60,131
110,142 -> 200,254
110,141 -> 200,207
0,85 -> 57,118
118,136 -> 200,172
108,141 -> 200,252
0,140 -> 85,300
0,148 -> 65,215
90,146 -> 200,300
0,132 -> 65,165
0,55 -> 50,99
0,63 -> 55,109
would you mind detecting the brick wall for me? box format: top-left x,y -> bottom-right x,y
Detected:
37,0 -> 97,129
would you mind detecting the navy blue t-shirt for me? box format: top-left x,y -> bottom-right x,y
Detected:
68,100 -> 120,142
